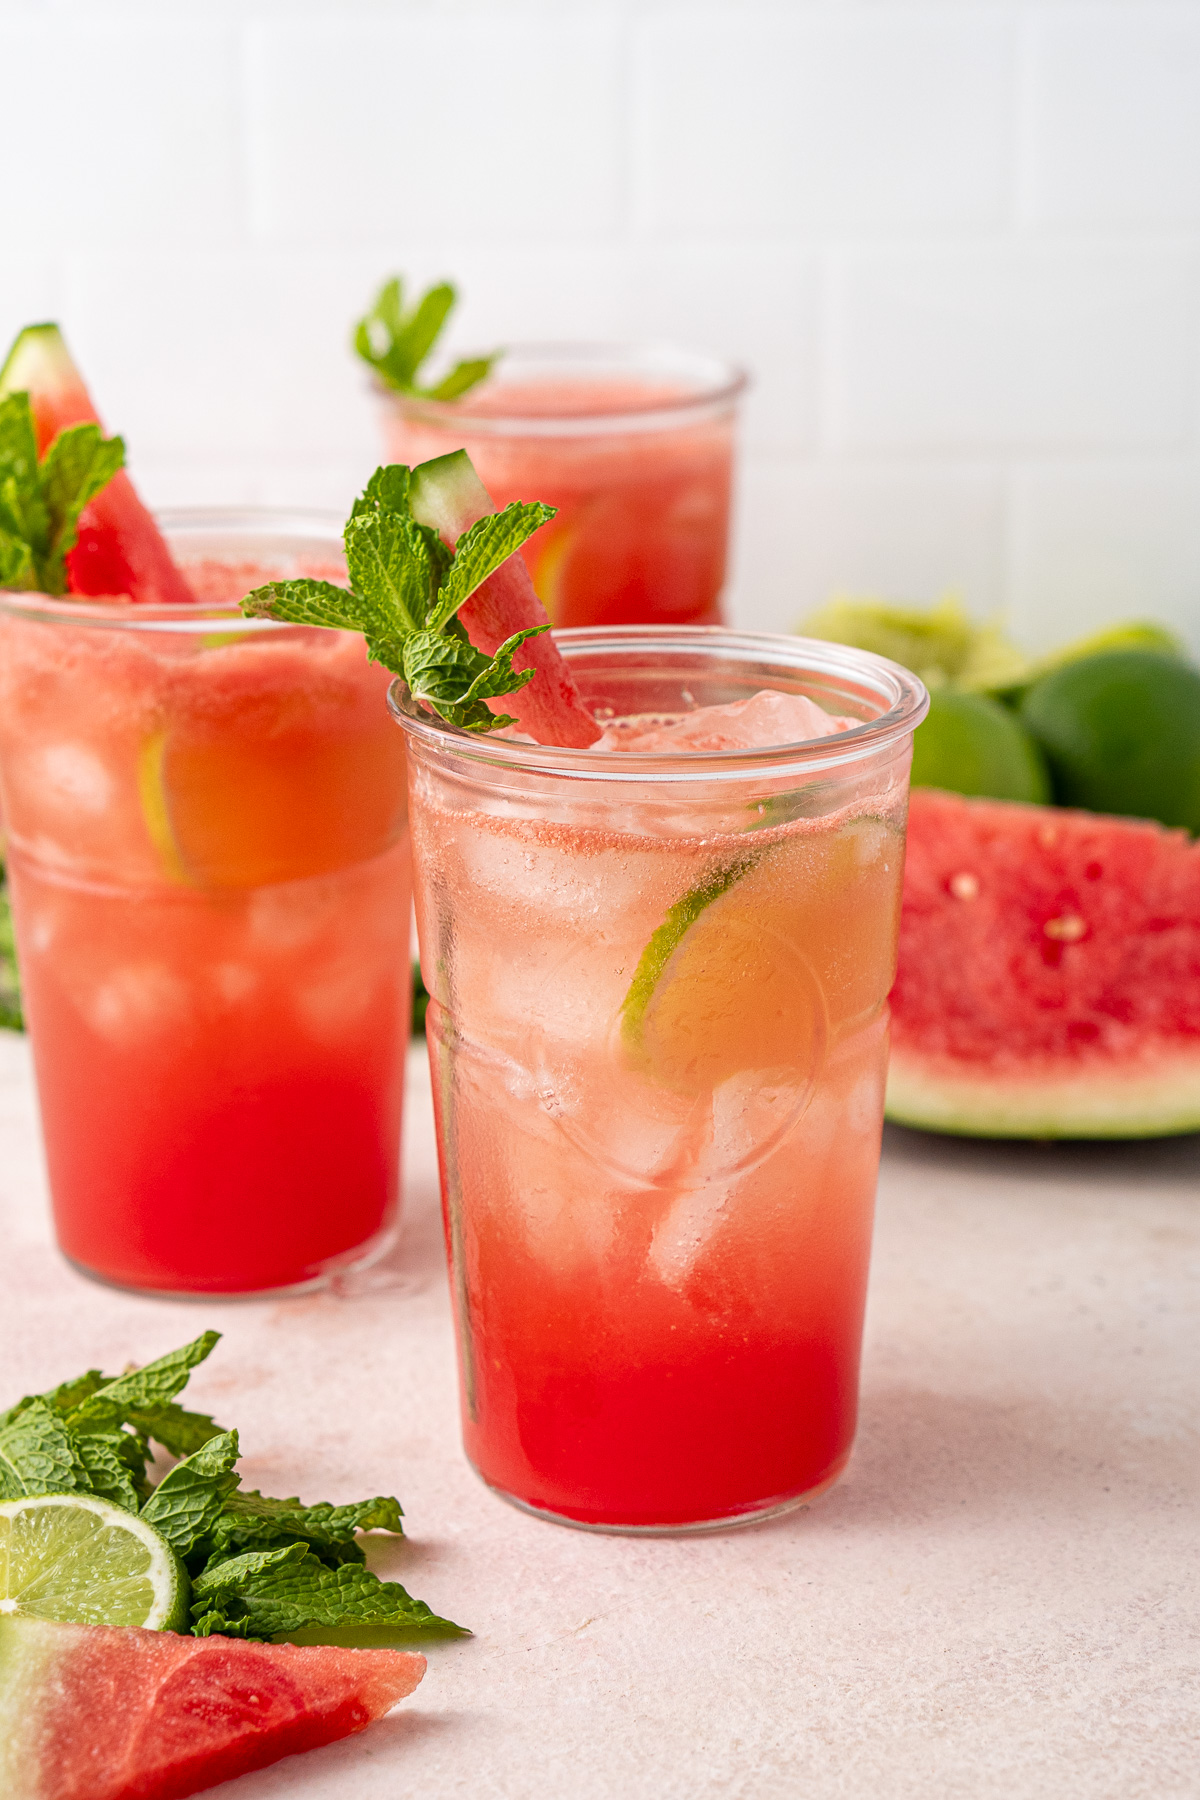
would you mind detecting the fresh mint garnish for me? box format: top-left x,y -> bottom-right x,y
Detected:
353,275 -> 498,401
242,459 -> 554,734
0,1333 -> 466,1642
0,390 -> 124,596
0,865 -> 21,1031
191,1543 -> 460,1643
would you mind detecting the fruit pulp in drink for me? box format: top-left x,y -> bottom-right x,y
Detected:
0,564 -> 411,1294
383,378 -> 735,629
410,693 -> 907,1527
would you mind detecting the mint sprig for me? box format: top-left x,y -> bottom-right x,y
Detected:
0,390 -> 124,596
242,459 -> 554,734
0,1333 -> 466,1642
353,275 -> 498,401
0,862 -> 20,1031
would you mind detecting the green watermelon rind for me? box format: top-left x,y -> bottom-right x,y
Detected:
886,1051 -> 1200,1140
0,323 -> 76,401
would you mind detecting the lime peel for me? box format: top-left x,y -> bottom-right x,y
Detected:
620,856 -> 755,1064
0,1493 -> 188,1632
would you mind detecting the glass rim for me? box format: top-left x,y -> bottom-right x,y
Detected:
0,506 -> 345,634
388,627 -> 929,785
376,341 -> 749,438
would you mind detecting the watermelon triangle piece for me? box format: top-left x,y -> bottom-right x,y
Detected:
0,324 -> 195,606
409,450 -> 600,748
0,1615 -> 426,1800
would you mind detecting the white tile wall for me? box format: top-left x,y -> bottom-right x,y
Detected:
1,0 -> 1197,654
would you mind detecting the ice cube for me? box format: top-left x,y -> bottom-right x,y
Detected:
645,1070 -> 814,1289
594,690 -> 857,754
23,743 -> 114,817
84,963 -> 193,1047
293,958 -> 376,1042
211,962 -> 260,1005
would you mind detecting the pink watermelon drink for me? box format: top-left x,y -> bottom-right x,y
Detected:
380,344 -> 747,630
0,511 -> 412,1295
391,631 -> 927,1530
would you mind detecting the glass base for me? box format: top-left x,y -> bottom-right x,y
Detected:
60,1218 -> 400,1303
473,1455 -> 848,1537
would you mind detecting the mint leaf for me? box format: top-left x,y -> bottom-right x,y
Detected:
241,576 -> 360,632
428,502 -> 555,631
38,424 -> 124,586
343,506 -> 437,641
0,391 -> 124,597
126,1400 -> 224,1460
193,1541 -> 307,1596
0,532 -> 32,589
241,459 -> 556,735
207,1490 -> 403,1568
0,1368 -> 108,1434
0,1397 -> 88,1499
70,1430 -> 142,1512
0,470 -> 47,579
353,274 -> 499,401
403,623 -> 546,733
141,1429 -> 241,1558
0,390 -> 39,491
0,864 -> 21,1032
40,1371 -> 108,1415
68,1331 -> 221,1433
427,357 -> 495,403
192,1541 -> 465,1643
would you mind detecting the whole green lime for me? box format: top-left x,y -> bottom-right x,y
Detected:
1020,649 -> 1200,832
909,688 -> 1051,803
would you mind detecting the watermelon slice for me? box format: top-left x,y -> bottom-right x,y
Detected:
0,324 -> 194,606
887,789 -> 1200,1138
409,450 -> 599,747
0,1615 -> 425,1800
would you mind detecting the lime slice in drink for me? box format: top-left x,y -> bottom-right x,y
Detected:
137,730 -> 191,884
620,844 -> 845,1096
0,1495 -> 188,1632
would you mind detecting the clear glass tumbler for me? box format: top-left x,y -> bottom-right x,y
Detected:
0,511 -> 412,1296
379,343 -> 747,629
391,628 -> 928,1532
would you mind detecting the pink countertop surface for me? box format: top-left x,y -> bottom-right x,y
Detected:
1,1032 -> 1196,1799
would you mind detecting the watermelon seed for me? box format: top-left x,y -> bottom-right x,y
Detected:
1044,914 -> 1087,943
949,872 -> 980,900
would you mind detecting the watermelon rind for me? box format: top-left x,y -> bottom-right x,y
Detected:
0,322 -> 73,402
886,1051 -> 1200,1140
408,447 -> 490,542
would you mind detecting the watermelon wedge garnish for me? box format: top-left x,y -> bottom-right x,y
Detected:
887,789 -> 1200,1138
0,324 -> 194,605
409,450 -> 599,747
0,1615 -> 426,1800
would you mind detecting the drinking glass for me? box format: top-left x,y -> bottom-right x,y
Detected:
392,628 -> 927,1530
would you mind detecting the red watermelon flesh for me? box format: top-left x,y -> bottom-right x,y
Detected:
887,789 -> 1200,1138
408,450 -> 600,748
0,1615 -> 425,1800
0,324 -> 195,606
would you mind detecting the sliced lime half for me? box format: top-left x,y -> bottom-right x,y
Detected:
0,1495 -> 188,1632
